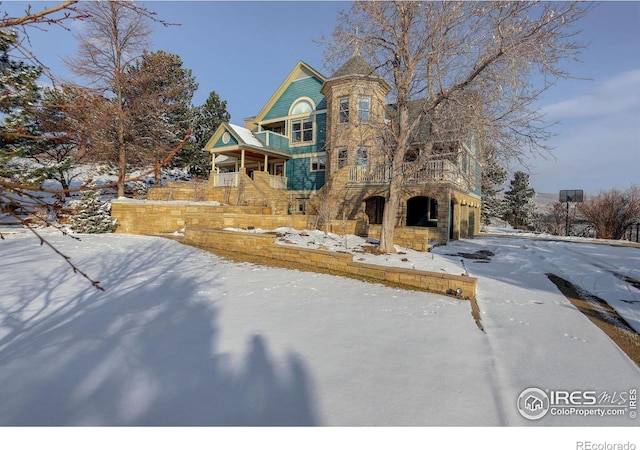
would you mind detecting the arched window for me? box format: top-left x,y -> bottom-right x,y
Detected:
290,99 -> 313,115
289,98 -> 315,144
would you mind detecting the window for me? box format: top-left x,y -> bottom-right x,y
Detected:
296,198 -> 307,214
356,147 -> 369,166
358,96 -> 371,123
310,155 -> 326,172
292,117 -> 313,143
337,147 -> 348,169
291,100 -> 313,115
339,97 -> 349,123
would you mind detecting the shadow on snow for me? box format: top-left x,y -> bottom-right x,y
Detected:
0,236 -> 318,426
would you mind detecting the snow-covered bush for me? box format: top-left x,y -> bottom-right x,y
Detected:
70,189 -> 117,233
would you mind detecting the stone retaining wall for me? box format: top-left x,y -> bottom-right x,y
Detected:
112,199 -> 362,235
184,228 -> 476,299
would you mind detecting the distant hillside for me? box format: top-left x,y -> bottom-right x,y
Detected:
534,192 -> 559,210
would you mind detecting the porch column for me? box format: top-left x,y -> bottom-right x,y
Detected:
211,152 -> 216,173
240,149 -> 245,169
264,154 -> 269,172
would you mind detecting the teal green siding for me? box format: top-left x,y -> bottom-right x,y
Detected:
263,76 -> 326,121
287,157 -> 326,191
287,112 -> 326,155
255,131 -> 290,149
255,113 -> 326,156
213,131 -> 238,148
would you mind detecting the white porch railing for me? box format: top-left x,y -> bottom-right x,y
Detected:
267,174 -> 288,190
213,172 -> 240,187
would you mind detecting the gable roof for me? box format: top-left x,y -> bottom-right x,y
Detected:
253,61 -> 327,124
204,122 -> 291,159
228,123 -> 264,148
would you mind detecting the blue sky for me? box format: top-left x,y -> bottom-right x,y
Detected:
4,1 -> 640,195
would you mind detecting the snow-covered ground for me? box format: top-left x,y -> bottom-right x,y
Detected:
0,227 -> 639,431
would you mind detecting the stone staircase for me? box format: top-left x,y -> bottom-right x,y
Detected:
249,171 -> 290,214
146,173 -> 290,214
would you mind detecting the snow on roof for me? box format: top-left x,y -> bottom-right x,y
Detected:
228,123 -> 264,148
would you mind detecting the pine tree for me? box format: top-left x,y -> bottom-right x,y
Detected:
70,189 -> 117,234
123,50 -> 198,184
481,148 -> 508,225
0,29 -> 43,183
173,90 -> 231,178
502,171 -> 537,230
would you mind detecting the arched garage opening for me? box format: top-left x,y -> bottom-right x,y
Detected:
364,196 -> 385,225
406,196 -> 438,227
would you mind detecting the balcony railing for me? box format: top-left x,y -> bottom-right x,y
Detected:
255,130 -> 289,149
347,160 -> 469,188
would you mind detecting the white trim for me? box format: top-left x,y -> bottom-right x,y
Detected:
309,155 -> 326,172
288,96 -> 316,116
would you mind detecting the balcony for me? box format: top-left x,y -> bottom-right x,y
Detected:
255,130 -> 290,150
347,160 -> 469,189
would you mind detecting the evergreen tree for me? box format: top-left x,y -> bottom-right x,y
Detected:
123,50 -> 198,184
70,189 -> 117,234
481,148 -> 508,225
173,90 -> 231,178
0,29 -> 42,184
502,171 -> 537,230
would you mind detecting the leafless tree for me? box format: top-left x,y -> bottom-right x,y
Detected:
309,186 -> 343,236
578,186 -> 640,240
324,1 -> 590,252
0,2 -> 180,290
65,1 -> 158,197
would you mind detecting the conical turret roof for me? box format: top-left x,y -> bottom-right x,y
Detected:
331,52 -> 379,78
323,50 -> 391,94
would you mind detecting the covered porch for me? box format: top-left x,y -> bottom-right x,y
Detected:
210,148 -> 290,189
205,122 -> 292,190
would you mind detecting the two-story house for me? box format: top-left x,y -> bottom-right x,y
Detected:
204,54 -> 483,244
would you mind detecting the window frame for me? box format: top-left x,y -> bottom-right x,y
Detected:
337,147 -> 348,170
356,146 -> 369,167
310,155 -> 326,172
291,117 -> 314,144
338,96 -> 350,124
357,95 -> 371,124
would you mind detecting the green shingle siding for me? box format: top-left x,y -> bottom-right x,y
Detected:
263,76 -> 325,121
288,157 -> 326,191
287,113 -> 326,155
215,132 -> 238,148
